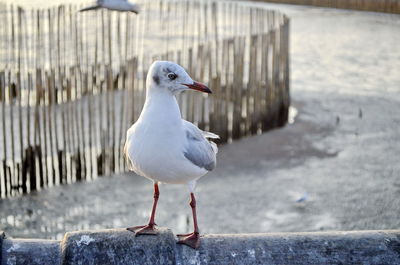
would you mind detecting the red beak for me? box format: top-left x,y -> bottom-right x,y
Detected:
183,81 -> 212,94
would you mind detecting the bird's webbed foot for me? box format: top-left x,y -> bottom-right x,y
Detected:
127,223 -> 158,235
177,232 -> 201,249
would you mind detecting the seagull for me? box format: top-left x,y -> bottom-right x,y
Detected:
296,192 -> 309,203
124,61 -> 219,249
79,0 -> 139,13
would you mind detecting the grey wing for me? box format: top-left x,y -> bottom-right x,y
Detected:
183,120 -> 219,171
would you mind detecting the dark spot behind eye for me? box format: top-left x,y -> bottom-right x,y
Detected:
153,75 -> 160,85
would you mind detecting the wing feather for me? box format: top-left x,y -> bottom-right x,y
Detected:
183,120 -> 219,171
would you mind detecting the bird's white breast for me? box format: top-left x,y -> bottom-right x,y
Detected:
126,105 -> 207,184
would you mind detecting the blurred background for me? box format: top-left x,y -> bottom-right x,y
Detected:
0,0 -> 399,240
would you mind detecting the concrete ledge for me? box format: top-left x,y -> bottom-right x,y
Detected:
61,228 -> 176,265
1,238 -> 60,265
2,229 -> 400,265
0,231 -> 5,263
179,231 -> 400,265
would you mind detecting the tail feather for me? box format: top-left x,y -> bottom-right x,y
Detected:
210,142 -> 218,154
202,131 -> 220,139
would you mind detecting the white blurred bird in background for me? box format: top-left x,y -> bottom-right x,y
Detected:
79,0 -> 139,13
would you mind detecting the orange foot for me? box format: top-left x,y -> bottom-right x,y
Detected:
177,232 -> 200,249
127,224 -> 158,236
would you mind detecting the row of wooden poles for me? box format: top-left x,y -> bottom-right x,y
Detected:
258,0 -> 400,13
0,0 -> 290,198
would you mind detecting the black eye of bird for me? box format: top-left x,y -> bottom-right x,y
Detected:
168,73 -> 177,80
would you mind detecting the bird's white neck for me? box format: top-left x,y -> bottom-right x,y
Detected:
139,85 -> 182,124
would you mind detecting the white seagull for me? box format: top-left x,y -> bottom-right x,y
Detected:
124,61 -> 218,249
79,0 -> 139,13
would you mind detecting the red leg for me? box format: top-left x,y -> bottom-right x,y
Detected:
177,193 -> 201,249
127,182 -> 159,235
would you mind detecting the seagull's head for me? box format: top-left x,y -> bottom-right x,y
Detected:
147,61 -> 212,95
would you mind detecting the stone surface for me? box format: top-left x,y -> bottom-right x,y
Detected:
60,228 -> 176,265
176,231 -> 400,265
1,238 -> 60,265
0,231 -> 4,263
2,229 -> 400,265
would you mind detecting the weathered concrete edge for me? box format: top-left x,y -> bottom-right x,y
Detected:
1,237 -> 61,265
2,229 -> 400,265
0,231 -> 5,263
60,228 -> 177,265
176,230 -> 400,265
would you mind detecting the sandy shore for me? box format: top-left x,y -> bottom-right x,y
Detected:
1,2 -> 399,239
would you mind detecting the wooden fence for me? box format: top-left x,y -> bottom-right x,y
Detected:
255,0 -> 400,13
0,0 -> 290,198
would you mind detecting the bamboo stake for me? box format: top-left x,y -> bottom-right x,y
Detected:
33,69 -> 42,192
16,8 -> 25,194
1,72 -> 6,196
117,65 -> 126,172
45,72 -> 53,186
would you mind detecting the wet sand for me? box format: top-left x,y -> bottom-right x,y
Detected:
1,2 -> 400,239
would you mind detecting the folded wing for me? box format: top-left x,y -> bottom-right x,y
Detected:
183,120 -> 219,171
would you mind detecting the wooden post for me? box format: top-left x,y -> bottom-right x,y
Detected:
0,72 -> 6,197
